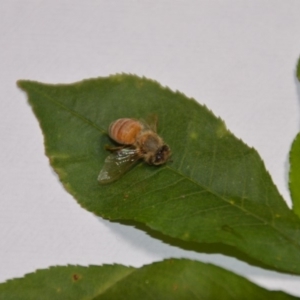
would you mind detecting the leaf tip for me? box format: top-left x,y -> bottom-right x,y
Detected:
16,80 -> 30,91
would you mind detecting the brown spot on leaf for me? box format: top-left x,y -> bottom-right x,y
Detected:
72,273 -> 81,282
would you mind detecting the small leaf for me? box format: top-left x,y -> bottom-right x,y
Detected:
18,75 -> 300,274
290,132 -> 300,217
0,259 -> 297,300
297,57 -> 300,81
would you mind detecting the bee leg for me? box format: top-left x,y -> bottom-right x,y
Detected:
105,145 -> 125,152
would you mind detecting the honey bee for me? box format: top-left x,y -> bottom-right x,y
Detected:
98,115 -> 171,184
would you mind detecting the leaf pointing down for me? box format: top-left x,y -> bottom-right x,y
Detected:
18,75 -> 300,274
292,58 -> 300,217
289,132 -> 300,217
0,259 -> 298,300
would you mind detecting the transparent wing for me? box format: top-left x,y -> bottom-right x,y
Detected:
141,114 -> 158,132
98,148 -> 139,184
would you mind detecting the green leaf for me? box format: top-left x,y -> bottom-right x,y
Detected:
18,75 -> 300,274
0,259 -> 298,300
297,56 -> 300,81
0,263 -> 133,300
290,132 -> 300,217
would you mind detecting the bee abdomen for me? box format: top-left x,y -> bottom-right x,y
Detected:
109,118 -> 142,145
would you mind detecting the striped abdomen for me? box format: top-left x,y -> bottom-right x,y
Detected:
109,118 -> 142,145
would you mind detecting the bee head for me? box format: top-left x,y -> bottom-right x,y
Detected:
151,145 -> 171,165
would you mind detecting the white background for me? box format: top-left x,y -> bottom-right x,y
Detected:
1,0 -> 300,297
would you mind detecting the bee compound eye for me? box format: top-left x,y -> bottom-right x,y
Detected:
155,153 -> 162,162
154,148 -> 165,164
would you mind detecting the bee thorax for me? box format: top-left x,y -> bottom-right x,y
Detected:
139,132 -> 162,152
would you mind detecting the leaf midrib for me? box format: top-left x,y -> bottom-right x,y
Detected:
91,266 -> 135,299
27,82 -> 106,135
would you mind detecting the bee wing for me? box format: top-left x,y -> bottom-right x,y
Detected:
98,148 -> 140,184
141,114 -> 158,132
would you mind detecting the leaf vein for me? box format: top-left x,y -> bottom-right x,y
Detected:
166,166 -> 300,250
